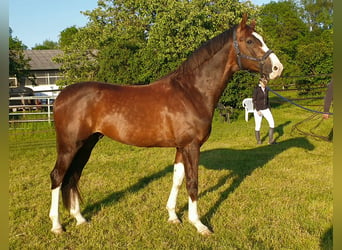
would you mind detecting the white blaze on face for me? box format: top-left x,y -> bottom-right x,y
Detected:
252,32 -> 283,80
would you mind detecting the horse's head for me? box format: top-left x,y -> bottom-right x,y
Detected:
233,14 -> 283,80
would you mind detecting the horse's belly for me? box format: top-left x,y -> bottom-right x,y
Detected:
98,114 -> 195,148
104,126 -> 177,147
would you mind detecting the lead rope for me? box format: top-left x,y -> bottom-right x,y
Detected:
267,86 -> 333,142
267,86 -> 333,115
290,113 -> 333,142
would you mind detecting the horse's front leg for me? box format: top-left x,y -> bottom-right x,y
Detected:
188,197 -> 211,235
183,142 -> 212,236
166,162 -> 185,224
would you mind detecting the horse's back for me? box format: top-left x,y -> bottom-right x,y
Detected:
54,81 -> 179,145
55,82 -> 121,103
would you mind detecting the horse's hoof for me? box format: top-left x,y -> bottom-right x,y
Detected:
168,218 -> 181,224
51,227 -> 64,234
199,228 -> 213,236
76,219 -> 88,226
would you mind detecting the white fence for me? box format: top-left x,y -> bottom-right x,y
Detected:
9,95 -> 57,124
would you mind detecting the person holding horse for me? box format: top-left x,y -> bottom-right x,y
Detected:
252,77 -> 277,145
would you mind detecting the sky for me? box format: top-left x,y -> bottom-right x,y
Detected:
9,0 -> 273,49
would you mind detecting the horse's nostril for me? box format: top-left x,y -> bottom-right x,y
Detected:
273,66 -> 278,71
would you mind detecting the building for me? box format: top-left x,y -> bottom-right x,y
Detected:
9,49 -> 63,89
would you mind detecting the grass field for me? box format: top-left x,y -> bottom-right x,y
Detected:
9,103 -> 333,249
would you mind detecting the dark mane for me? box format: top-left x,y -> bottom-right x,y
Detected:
172,26 -> 236,76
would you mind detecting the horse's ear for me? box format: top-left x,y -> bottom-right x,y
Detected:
250,19 -> 256,30
240,13 -> 248,29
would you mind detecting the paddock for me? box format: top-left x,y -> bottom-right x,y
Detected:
9,103 -> 332,249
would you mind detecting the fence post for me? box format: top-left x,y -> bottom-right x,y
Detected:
47,97 -> 51,124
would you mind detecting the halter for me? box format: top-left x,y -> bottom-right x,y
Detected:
233,29 -> 274,75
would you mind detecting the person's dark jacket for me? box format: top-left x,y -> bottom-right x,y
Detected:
252,85 -> 271,111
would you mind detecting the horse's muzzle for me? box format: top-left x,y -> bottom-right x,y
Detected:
268,56 -> 283,80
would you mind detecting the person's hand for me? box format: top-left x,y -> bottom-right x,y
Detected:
257,111 -> 262,116
323,113 -> 329,119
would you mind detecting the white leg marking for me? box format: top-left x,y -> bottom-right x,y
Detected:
166,162 -> 185,224
188,197 -> 212,235
49,186 -> 63,234
70,190 -> 87,226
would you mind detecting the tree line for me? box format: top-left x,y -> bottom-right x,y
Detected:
10,0 -> 333,108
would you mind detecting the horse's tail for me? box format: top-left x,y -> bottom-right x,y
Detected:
61,158 -> 83,210
61,133 -> 103,210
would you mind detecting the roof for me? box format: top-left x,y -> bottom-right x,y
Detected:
24,50 -> 63,70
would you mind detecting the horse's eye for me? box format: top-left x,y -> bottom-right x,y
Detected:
246,39 -> 253,45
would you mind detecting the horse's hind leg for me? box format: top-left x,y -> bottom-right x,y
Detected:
67,133 -> 103,226
49,132 -> 102,233
49,149 -> 77,234
166,149 -> 185,224
69,187 -> 86,226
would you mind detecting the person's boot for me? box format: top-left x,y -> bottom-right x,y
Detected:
255,131 -> 261,145
268,128 -> 277,144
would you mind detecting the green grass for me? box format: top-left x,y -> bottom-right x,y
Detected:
9,105 -> 333,249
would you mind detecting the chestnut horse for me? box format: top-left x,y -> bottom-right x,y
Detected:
49,14 -> 283,235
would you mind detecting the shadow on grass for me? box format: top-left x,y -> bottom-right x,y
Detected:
260,120 -> 292,143
320,226 -> 333,250
196,137 -> 314,231
82,164 -> 174,219
82,137 -> 315,232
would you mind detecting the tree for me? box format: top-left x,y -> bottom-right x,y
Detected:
132,0 -> 248,83
297,0 -> 333,81
32,40 -> 58,50
9,28 -> 32,85
53,24 -> 102,86
300,0 -> 333,32
258,1 -> 308,78
294,28 -> 332,95
58,26 -> 79,48
296,30 -> 332,76
55,0 -> 253,86
257,0 -> 332,97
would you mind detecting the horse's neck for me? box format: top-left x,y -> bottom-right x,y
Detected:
185,42 -> 236,114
